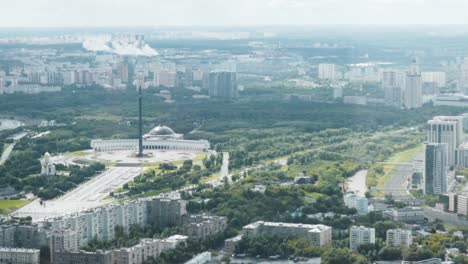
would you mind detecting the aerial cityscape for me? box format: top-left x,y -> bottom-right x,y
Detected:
1,1 -> 468,264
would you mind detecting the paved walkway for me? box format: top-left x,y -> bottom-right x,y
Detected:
206,152 -> 230,187
346,170 -> 368,197
0,132 -> 28,165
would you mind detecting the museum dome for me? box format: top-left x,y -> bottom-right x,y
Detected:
148,125 -> 176,136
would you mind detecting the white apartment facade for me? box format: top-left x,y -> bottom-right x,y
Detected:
0,248 -> 40,264
242,221 -> 332,247
349,226 -> 375,252
458,194 -> 468,216
344,193 -> 369,215
386,229 -> 413,248
318,64 -> 337,81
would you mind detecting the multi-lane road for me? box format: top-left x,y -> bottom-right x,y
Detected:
382,163 -> 413,199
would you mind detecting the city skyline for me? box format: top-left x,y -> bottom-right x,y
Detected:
1,0 -> 468,28
1,3 -> 468,262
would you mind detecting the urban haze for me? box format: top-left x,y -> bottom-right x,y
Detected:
0,1 -> 468,264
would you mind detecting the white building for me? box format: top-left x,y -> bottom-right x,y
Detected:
242,221 -> 332,247
182,214 -> 227,240
386,207 -> 425,223
386,229 -> 413,248
457,142 -> 468,168
382,71 -> 402,107
109,235 -> 187,264
47,199 -> 149,247
45,195 -> 186,247
318,64 -> 337,81
48,229 -> 79,263
0,248 -> 40,264
49,228 -> 79,253
458,194 -> 468,216
424,143 -> 448,195
154,71 -> 176,88
91,125 -> 210,153
207,71 -> 238,99
421,72 -> 446,88
350,226 -> 375,252
427,116 -> 464,166
52,235 -> 188,264
343,193 -> 369,215
40,152 -> 56,176
402,62 -> 422,109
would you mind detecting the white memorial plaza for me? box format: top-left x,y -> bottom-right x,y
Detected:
12,125 -> 211,222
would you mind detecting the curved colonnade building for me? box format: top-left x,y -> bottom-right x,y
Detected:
90,125 -> 210,152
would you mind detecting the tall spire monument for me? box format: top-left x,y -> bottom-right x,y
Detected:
137,71 -> 144,157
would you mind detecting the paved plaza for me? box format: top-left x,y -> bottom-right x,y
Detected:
0,119 -> 23,131
12,167 -> 144,222
11,149 -> 208,222
72,149 -> 203,165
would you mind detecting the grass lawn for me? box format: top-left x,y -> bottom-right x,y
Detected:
387,145 -> 423,163
304,191 -> 324,199
0,200 -> 30,214
64,151 -> 89,157
103,161 -> 117,167
141,162 -> 161,167
79,113 -> 122,122
193,153 -> 207,163
173,160 -> 184,166
201,173 -> 221,184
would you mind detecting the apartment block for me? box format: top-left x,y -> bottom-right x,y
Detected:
242,221 -> 332,247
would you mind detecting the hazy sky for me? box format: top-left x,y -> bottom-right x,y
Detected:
1,0 -> 468,27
